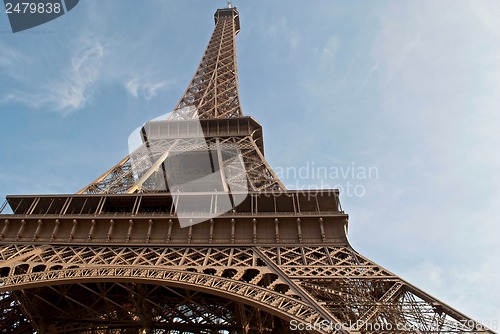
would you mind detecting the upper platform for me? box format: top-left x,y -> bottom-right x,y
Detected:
215,7 -> 240,34
141,116 -> 265,154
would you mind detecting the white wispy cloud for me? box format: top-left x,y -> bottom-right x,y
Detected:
0,38 -> 104,113
320,35 -> 340,71
0,46 -> 32,70
264,16 -> 301,52
0,45 -> 34,85
360,63 -> 379,89
47,40 -> 104,110
0,1 -> 188,116
124,76 -> 169,100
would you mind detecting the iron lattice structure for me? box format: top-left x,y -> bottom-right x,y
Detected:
0,6 -> 495,334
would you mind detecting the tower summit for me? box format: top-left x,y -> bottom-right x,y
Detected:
0,6 -> 495,334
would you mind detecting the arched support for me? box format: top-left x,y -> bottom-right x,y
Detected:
0,267 -> 332,333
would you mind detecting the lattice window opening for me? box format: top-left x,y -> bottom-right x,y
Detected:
0,267 -> 10,278
12,264 -> 29,276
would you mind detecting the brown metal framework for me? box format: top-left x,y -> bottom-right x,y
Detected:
0,6 -> 495,334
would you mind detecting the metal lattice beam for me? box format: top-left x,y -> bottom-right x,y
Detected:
174,8 -> 242,119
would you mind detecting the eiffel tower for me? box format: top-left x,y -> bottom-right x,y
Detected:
0,6 -> 495,334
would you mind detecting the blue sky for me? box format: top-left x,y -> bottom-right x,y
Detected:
1,0 -> 499,323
